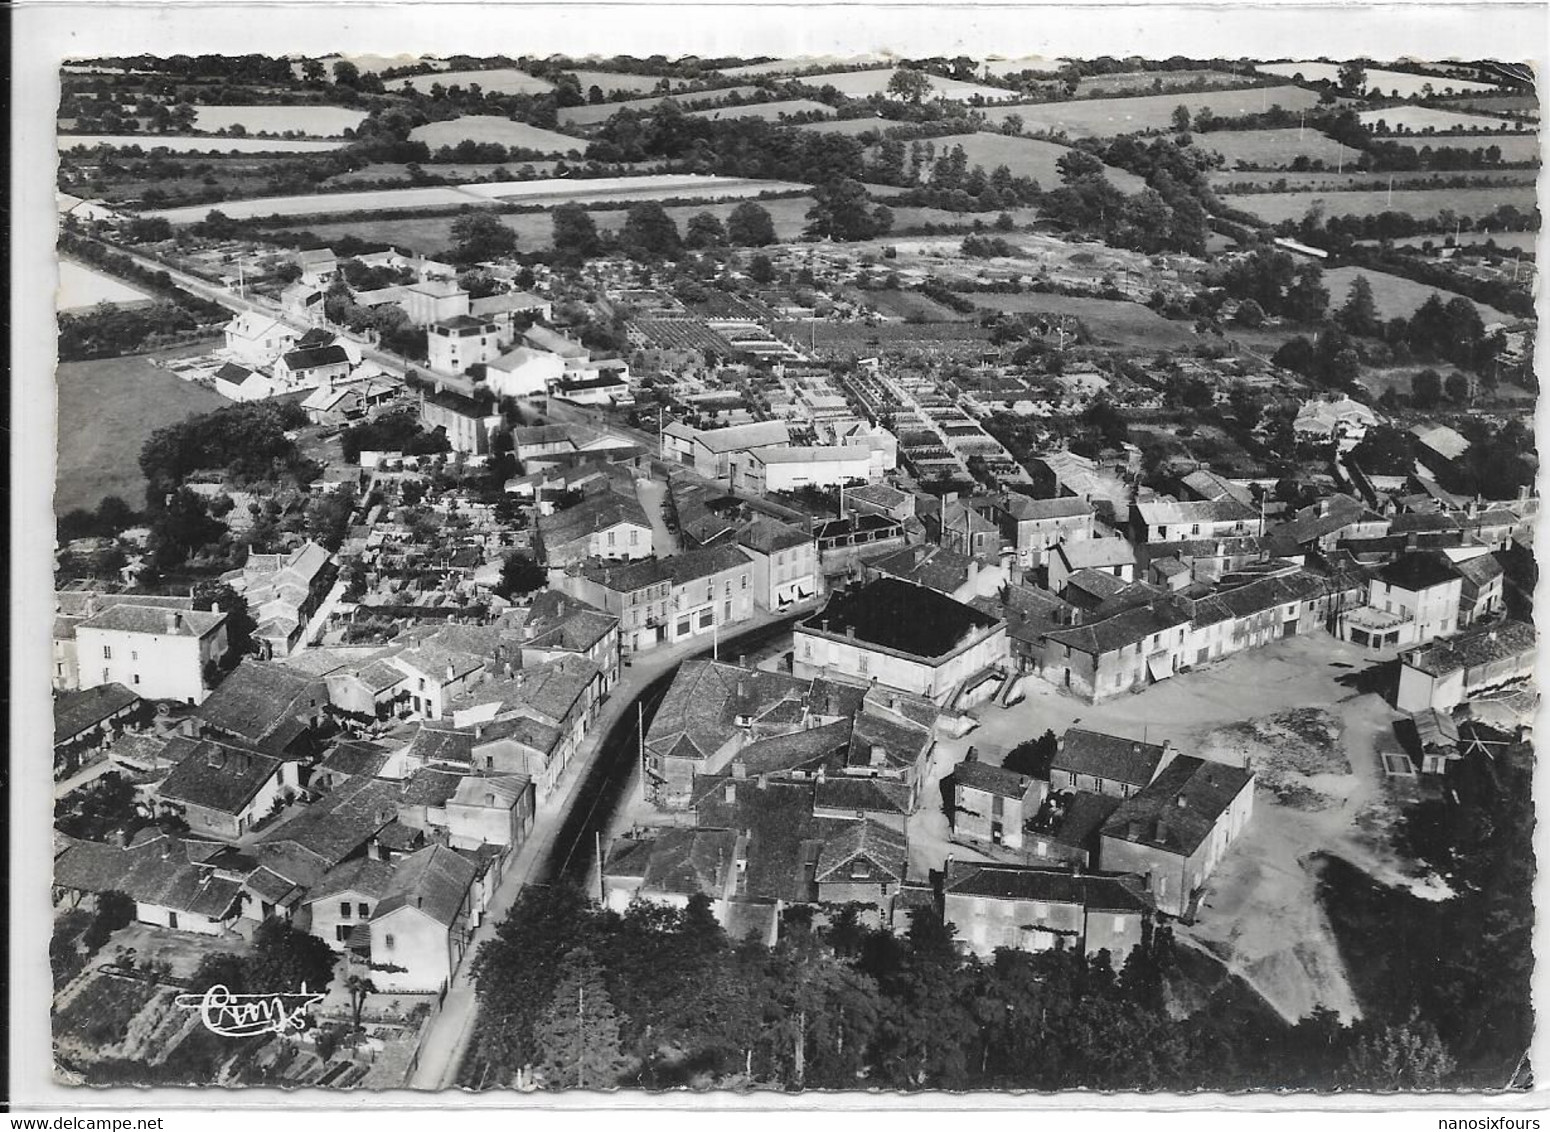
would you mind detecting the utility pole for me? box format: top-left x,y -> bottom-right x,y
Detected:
595,830 -> 605,903
577,982 -> 586,1089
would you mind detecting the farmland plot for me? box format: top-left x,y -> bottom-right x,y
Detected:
1227,185 -> 1539,224
1076,68 -> 1258,96
791,68 -> 1020,103
191,105 -> 368,136
1440,95 -> 1539,118
985,85 -> 1322,138
408,117 -> 587,153
394,68 -> 555,95
687,99 -> 835,122
558,87 -> 763,128
565,70 -> 684,95
1319,266 -> 1511,323
1372,133 -> 1542,162
57,259 -> 154,312
1357,106 -> 1524,132
59,134 -> 347,154
1194,128 -> 1363,169
881,131 -> 1146,192
1211,168 -> 1540,192
1256,61 -> 1500,96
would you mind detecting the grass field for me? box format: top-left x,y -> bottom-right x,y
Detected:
1356,106 -> 1523,132
687,99 -> 835,122
57,260 -> 153,313
191,105 -> 368,137
1440,95 -> 1539,118
56,346 -> 228,515
717,56 -> 883,78
842,287 -> 975,322
1255,61 -> 1500,96
59,133 -> 348,153
1321,266 -> 1511,323
882,131 -> 1146,192
1227,184 -> 1539,224
565,70 -> 681,95
963,292 -> 1199,346
1194,128 -> 1363,169
790,67 -> 1020,103
1371,132 -> 1541,161
1211,168 -> 1541,192
1075,68 -> 1256,96
557,86 -> 763,128
408,116 -> 587,154
1359,230 -> 1539,253
395,68 -> 555,95
984,84 -> 1323,138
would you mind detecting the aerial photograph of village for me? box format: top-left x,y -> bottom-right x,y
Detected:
46,47 -> 1538,1094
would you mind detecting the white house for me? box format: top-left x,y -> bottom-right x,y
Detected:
427,314 -> 503,376
482,346 -> 565,398
367,845 -> 480,993
73,603 -> 229,704
222,312 -> 297,367
211,361 -> 287,403
737,445 -> 875,494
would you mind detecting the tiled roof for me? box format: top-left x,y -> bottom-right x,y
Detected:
372,844 -> 476,927
647,660 -> 811,765
1377,552 -> 1462,593
317,739 -> 391,780
1056,537 -> 1136,572
944,860 -> 1152,914
737,516 -> 812,555
1401,619 -> 1536,677
731,721 -> 851,774
154,740 -> 283,815
449,774 -> 531,809
537,492 -> 652,550
813,776 -> 913,817
390,645 -> 486,684
799,577 -> 1000,660
1101,756 -> 1254,856
54,834 -> 243,919
307,856 -> 395,904
1042,600 -> 1191,657
282,344 -> 350,371
612,827 -> 739,897
813,818 -> 907,883
584,543 -> 753,594
1001,494 -> 1093,522
951,757 -> 1037,799
197,661 -> 322,749
866,543 -> 976,596
1453,553 -> 1505,590
54,683 -> 140,742
258,776 -> 402,868
1053,729 -> 1169,790
691,420 -> 790,454
77,603 -> 225,638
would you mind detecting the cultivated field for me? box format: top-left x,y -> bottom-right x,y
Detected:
797,117 -> 904,136
1440,94 -> 1539,118
717,56 -> 883,78
687,99 -> 834,122
1356,106 -> 1524,133
1194,128 -> 1363,169
59,134 -> 348,153
1255,61 -> 1500,96
57,260 -> 154,312
792,67 -> 1020,103
557,87 -> 763,128
841,287 -> 976,322
1372,132 -> 1542,161
394,68 -> 555,95
565,70 -> 681,95
56,348 -> 229,515
144,173 -> 806,224
884,131 -> 1146,192
191,105 -> 369,137
985,84 -> 1323,138
408,116 -> 586,154
1211,169 -> 1539,193
1320,266 -> 1512,323
1075,68 -> 1256,96
1227,184 -> 1539,224
963,291 -> 1199,346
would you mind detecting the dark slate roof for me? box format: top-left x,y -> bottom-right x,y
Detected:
944,860 -> 1152,914
737,516 -> 812,555
951,757 -> 1037,800
647,660 -> 812,764
813,818 -> 908,883
1053,729 -> 1170,790
607,827 -> 739,897
1101,756 -> 1255,856
54,683 -> 141,742
1377,552 -> 1462,593
317,739 -> 391,780
537,491 -> 652,550
694,776 -> 848,903
400,766 -> 466,807
1001,494 -> 1093,522
155,740 -> 283,815
812,776 -> 913,817
283,344 -> 350,370
213,361 -> 257,384
799,577 -> 1000,659
1047,790 -> 1124,848
197,661 -> 322,749
732,721 -> 851,774
584,543 -> 753,594
258,776 -> 402,867
77,603 -> 225,638
1451,553 -> 1504,590
372,844 -> 476,927
308,856 -> 396,904
866,543 -> 977,596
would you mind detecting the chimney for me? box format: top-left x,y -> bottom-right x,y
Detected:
1176,794 -> 1188,809
869,745 -> 887,767
446,663 -> 456,683
845,625 -> 856,639
1319,498 -> 1331,517
166,610 -> 181,632
724,782 -> 737,803
733,761 -> 747,780
964,747 -> 978,764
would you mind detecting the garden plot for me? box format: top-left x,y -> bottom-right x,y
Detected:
408,117 -> 586,154
191,105 -> 368,137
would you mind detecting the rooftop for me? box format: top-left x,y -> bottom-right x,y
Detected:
1377,552 -> 1462,593
372,843 -> 477,927
76,603 -> 225,639
1402,619 -> 1536,677
55,683 -> 141,742
944,859 -> 1153,914
799,577 -> 1001,660
1054,728 -> 1170,790
1101,756 -> 1255,856
155,739 -> 284,816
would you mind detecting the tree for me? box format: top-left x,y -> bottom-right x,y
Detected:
1445,371 -> 1471,403
727,201 -> 776,247
805,178 -> 892,242
301,59 -> 326,84
332,59 -> 360,87
449,212 -> 517,265
496,552 -> 547,599
1336,274 -> 1380,337
1283,263 -> 1330,323
887,67 -> 934,104
531,948 -> 631,1089
1171,105 -> 1192,132
1341,1011 -> 1456,1090
1412,367 -> 1443,408
1235,298 -> 1267,328
619,202 -> 682,261
551,203 -> 603,265
245,919 -> 337,997
1337,59 -> 1368,97
747,253 -> 776,284
345,975 -> 378,1032
1003,729 -> 1058,778
1349,423 -> 1416,474
193,582 -> 257,668
1056,149 -> 1106,185
684,211 -> 727,250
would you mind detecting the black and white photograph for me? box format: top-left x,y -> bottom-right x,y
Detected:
13,0 -> 1546,1107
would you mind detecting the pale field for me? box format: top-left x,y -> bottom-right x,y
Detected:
394,68 -> 556,95
795,67 -> 1022,103
1227,184 -> 1538,224
57,259 -> 153,312
408,116 -> 587,154
717,56 -> 885,78
885,131 -> 1146,192
191,105 -> 368,137
1256,61 -> 1501,96
1371,132 -> 1541,162
59,133 -> 347,153
557,87 -> 763,128
1357,106 -> 1524,132
1194,128 -> 1363,169
686,99 -> 835,121
984,85 -> 1323,138
1320,265 -> 1511,323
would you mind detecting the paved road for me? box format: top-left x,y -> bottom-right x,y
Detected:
404,609 -> 804,1090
